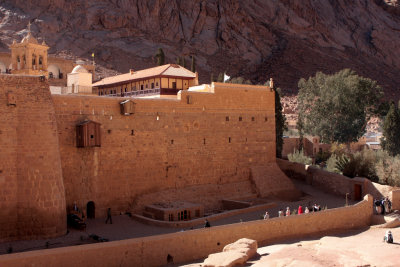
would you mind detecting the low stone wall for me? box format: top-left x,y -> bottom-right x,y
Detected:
132,202 -> 276,228
276,159 -> 308,181
278,159 -> 400,206
0,195 -> 373,267
392,190 -> 400,210
221,199 -> 251,210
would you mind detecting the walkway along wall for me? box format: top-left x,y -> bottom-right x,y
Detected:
277,159 -> 400,207
0,194 -> 373,267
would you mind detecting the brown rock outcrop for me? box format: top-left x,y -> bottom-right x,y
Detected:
0,1 -> 399,98
203,238 -> 258,267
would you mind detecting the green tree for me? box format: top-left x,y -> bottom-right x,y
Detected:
191,55 -> 196,72
182,56 -> 186,68
297,69 -> 383,144
381,102 -> 400,156
176,57 -> 181,66
274,87 -> 287,158
155,48 -> 165,66
217,72 -> 224,82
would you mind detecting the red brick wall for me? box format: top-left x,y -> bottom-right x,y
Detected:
0,75 -> 66,242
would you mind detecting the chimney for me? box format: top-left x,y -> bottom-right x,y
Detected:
130,69 -> 135,75
269,77 -> 274,90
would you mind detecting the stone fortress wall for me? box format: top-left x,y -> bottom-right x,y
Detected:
0,75 -> 66,242
0,195 -> 374,267
0,74 -> 298,241
53,82 -> 297,218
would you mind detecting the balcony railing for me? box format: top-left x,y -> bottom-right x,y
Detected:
103,88 -> 160,97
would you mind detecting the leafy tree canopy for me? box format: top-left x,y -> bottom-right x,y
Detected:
381,102 -> 400,156
297,69 -> 383,144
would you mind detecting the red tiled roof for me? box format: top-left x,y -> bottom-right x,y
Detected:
92,64 -> 196,87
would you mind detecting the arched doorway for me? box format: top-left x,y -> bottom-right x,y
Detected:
87,201 -> 95,219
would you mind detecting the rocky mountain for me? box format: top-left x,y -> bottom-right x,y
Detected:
0,0 -> 399,98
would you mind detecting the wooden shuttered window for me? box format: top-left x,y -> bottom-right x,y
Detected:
76,120 -> 101,147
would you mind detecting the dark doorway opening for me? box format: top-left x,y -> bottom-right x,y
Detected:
87,201 -> 95,219
354,184 -> 362,201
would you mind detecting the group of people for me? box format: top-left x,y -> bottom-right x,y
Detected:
263,203 -> 323,219
374,197 -> 392,215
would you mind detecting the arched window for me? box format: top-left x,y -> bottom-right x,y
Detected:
32,54 -> 36,69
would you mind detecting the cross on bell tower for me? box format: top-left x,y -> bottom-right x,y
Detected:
9,21 -> 49,76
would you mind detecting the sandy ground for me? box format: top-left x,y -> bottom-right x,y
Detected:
1,179 -> 398,267
248,227 -> 400,267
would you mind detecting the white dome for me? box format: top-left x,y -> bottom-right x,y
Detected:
71,65 -> 88,74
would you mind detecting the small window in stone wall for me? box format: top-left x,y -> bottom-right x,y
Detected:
76,120 -> 101,147
7,91 -> 16,106
252,117 -> 255,121
226,116 -> 229,121
265,117 -> 268,122
239,116 -> 242,121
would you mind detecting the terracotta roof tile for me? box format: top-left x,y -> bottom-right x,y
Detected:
93,64 -> 196,87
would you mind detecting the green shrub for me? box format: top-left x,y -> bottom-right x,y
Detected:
326,154 -> 341,173
288,149 -> 312,165
315,150 -> 331,164
376,155 -> 400,187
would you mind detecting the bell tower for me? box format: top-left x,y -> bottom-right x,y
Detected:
10,22 -> 49,76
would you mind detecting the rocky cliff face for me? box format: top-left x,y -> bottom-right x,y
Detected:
0,0 -> 399,97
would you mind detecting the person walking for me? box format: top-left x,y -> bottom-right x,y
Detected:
105,208 -> 112,224
298,205 -> 303,214
285,207 -> 291,216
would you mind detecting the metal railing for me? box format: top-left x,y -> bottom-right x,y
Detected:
103,88 -> 160,97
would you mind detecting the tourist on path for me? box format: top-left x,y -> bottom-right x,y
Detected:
278,209 -> 283,217
285,207 -> 291,216
263,211 -> 269,220
305,207 -> 309,213
298,205 -> 303,214
105,208 -> 112,224
384,230 -> 393,243
204,219 -> 211,228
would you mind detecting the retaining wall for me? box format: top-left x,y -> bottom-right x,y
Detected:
0,195 -> 373,267
278,159 -> 400,207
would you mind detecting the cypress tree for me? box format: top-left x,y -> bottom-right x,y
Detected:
182,56 -> 186,68
191,55 -> 196,72
155,48 -> 165,66
217,72 -> 224,82
210,73 -> 215,83
274,87 -> 287,158
176,57 -> 181,66
382,102 -> 400,156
